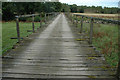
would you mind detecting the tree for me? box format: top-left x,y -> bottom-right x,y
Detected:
70,4 -> 77,12
2,2 -> 15,21
61,3 -> 70,12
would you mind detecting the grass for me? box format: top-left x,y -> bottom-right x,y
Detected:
80,20 -> 119,67
72,14 -> 119,66
92,23 -> 118,66
2,21 -> 41,54
2,15 -> 55,55
67,14 -> 118,67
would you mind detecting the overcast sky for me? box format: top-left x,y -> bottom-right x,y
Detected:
59,0 -> 119,7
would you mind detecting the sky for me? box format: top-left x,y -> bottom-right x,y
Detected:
59,0 -> 119,7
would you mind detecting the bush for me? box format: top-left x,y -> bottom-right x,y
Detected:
19,17 -> 27,21
26,16 -> 40,22
26,17 -> 32,22
34,16 -> 40,22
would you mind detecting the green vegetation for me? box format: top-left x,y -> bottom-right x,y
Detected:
93,24 -> 118,66
2,2 -> 62,21
2,2 -> 119,21
2,21 -> 40,54
69,4 -> 118,14
71,15 -> 119,66
80,21 -> 118,67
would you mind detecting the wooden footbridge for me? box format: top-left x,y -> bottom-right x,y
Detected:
2,13 -> 120,80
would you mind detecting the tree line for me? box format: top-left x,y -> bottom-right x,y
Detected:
2,2 -> 119,21
69,4 -> 119,14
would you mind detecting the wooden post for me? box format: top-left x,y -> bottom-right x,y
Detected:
71,13 -> 72,22
73,14 -> 74,24
45,13 -> 46,23
69,13 -> 71,21
116,60 -> 120,79
32,14 -> 35,32
54,13 -> 55,17
80,16 -> 84,33
76,15 -> 78,27
48,13 -> 49,20
39,14 -> 41,28
71,14 -> 73,23
16,16 -> 20,43
89,18 -> 94,44
69,12 -> 70,19
40,14 -> 42,28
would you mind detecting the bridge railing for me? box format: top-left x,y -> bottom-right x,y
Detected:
11,12 -> 59,43
66,12 -> 120,80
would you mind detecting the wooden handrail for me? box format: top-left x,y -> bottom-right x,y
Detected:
67,13 -> 120,80
73,14 -> 120,24
12,12 -> 59,43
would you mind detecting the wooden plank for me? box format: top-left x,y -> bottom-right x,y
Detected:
2,71 -> 115,76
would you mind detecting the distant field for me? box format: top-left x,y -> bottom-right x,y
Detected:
73,13 -> 118,20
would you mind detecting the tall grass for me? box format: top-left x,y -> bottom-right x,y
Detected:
81,20 -> 118,66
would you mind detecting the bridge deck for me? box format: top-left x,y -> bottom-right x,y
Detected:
2,14 -> 116,80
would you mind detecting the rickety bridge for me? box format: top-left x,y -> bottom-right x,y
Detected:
2,13 -> 120,80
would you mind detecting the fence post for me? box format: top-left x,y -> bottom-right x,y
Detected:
70,14 -> 72,21
40,14 -> 42,28
16,16 -> 20,43
80,16 -> 84,33
116,60 -> 120,79
89,18 -> 94,44
32,14 -> 35,32
54,12 -> 55,17
71,13 -> 73,22
73,15 -> 75,24
48,14 -> 49,20
76,15 -> 78,27
45,13 -> 46,23
72,14 -> 73,23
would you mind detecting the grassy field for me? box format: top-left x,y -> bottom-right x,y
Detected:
92,23 -> 118,66
73,13 -> 118,20
2,21 -> 40,54
76,16 -> 119,67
